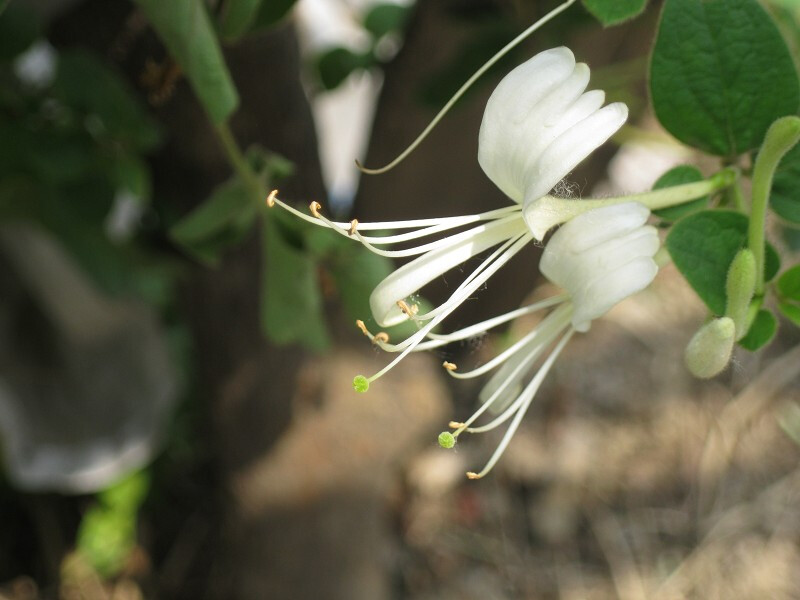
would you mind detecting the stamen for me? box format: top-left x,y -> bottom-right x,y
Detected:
309,201 -> 322,218
449,421 -> 465,429
356,319 -> 369,337
373,332 -> 390,344
442,361 -> 458,371
361,233 -> 532,384
465,328 -> 575,480
349,219 -> 359,235
356,0 -> 579,175
397,300 -> 418,318
266,189 -> 278,207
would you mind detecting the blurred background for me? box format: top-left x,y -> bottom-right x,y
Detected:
1,0 -> 800,598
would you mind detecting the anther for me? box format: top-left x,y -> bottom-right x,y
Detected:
373,332 -> 389,344
466,472 -> 481,480
442,361 -> 457,371
266,189 -> 278,207
448,421 -> 465,429
397,300 -> 418,317
349,219 -> 359,235
309,201 -> 322,217
355,320 -> 370,337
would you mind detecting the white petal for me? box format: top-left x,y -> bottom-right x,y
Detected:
523,102 -> 628,204
538,203 -> 659,331
478,47 -> 576,203
570,256 -> 658,331
369,216 -> 526,327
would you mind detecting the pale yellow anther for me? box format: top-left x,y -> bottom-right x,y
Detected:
373,332 -> 389,344
442,361 -> 457,371
396,300 -> 419,317
448,421 -> 465,429
349,219 -> 359,235
466,472 -> 481,480
355,319 -> 370,337
309,201 -> 322,218
266,189 -> 278,207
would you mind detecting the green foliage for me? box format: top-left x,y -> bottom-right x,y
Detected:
0,1 -> 39,60
364,4 -> 411,39
777,264 -> 800,326
650,0 -> 799,157
582,0 -> 647,26
667,211 -> 752,315
53,51 -> 161,152
262,215 -> 330,351
772,143 -> 800,224
738,309 -> 778,350
652,165 -> 708,222
77,471 -> 150,578
250,0 -> 297,31
170,177 -> 258,266
219,0 -> 263,41
133,0 -> 239,124
316,47 -> 373,90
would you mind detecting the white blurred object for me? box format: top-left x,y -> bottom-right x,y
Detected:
295,0 -> 412,210
13,40 -> 57,89
0,226 -> 179,493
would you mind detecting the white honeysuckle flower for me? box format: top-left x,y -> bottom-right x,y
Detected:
266,46 -> 721,477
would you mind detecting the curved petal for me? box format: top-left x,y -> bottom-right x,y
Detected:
523,102 -> 628,204
369,216 -> 527,326
478,47 -> 576,203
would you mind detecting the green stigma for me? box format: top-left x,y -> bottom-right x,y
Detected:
438,431 -> 456,449
353,375 -> 369,393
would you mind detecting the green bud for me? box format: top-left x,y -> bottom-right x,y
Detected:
438,431 -> 456,449
353,375 -> 369,393
725,248 -> 757,340
685,317 -> 736,379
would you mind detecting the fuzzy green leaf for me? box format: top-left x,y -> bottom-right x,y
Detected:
738,309 -> 778,351
666,210 -> 749,315
650,0 -> 799,157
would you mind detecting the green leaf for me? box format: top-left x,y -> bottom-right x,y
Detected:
262,216 -> 329,351
777,264 -> 800,301
652,165 -> 709,221
666,210 -> 750,315
316,47 -> 372,90
219,0 -> 262,40
363,4 -> 411,39
76,471 -> 149,578
772,142 -> 800,224
738,309 -> 778,351
133,0 -> 239,124
778,301 -> 800,327
650,0 -> 800,157
582,0 -> 647,26
251,0 -> 297,31
765,242 -> 781,283
170,176 -> 258,266
53,51 -> 161,152
0,2 -> 39,60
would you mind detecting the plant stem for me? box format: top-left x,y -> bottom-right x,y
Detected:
748,116 -> 800,295
214,121 -> 264,202
523,167 -> 737,241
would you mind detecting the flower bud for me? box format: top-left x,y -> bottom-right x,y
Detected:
725,248 -> 756,340
685,317 -> 735,379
